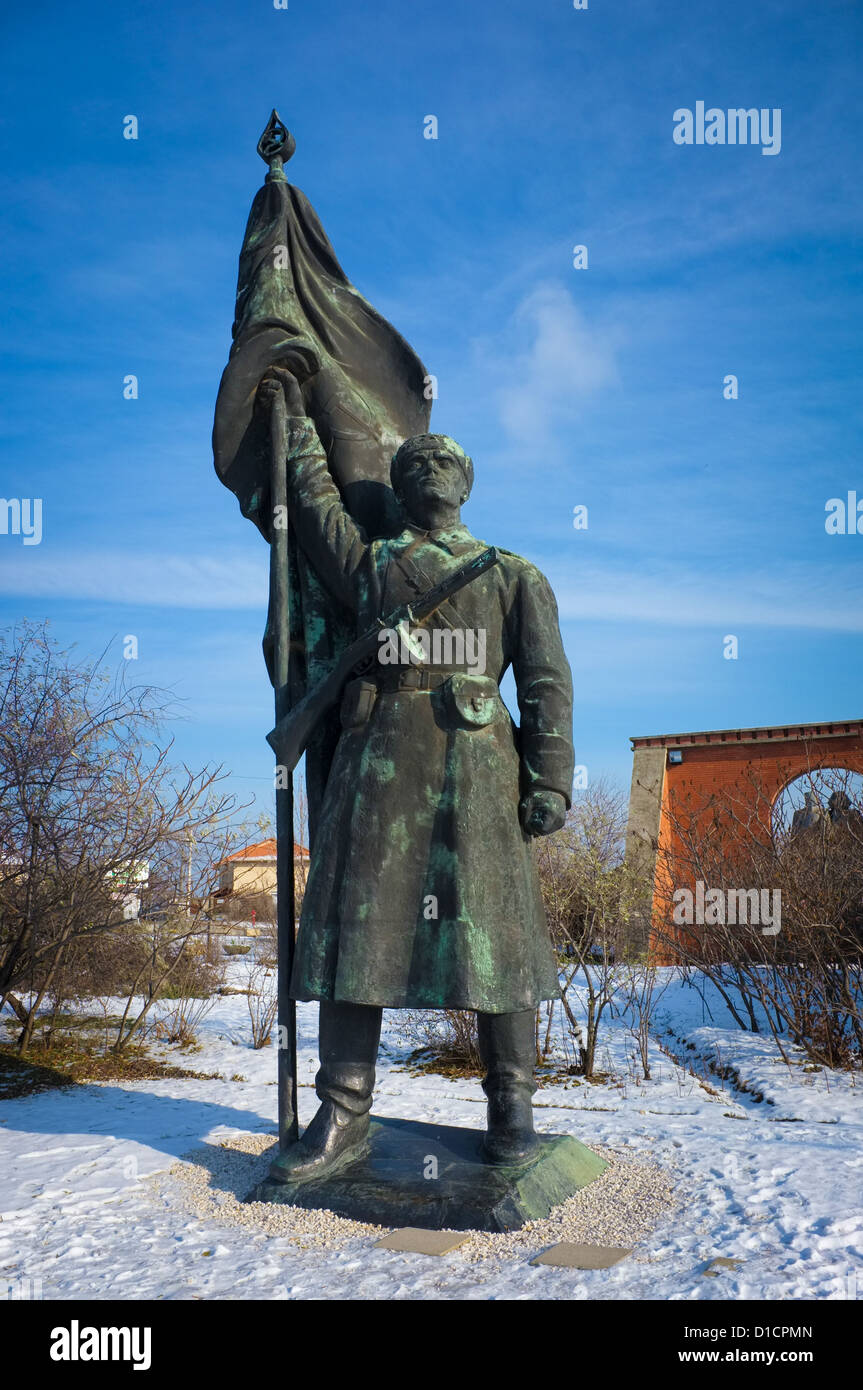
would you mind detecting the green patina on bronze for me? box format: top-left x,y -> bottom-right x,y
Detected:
215,120 -> 586,1183
211,125 -> 574,998
281,419 -> 575,1015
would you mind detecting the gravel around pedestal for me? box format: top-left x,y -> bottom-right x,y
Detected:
160,1132 -> 676,1263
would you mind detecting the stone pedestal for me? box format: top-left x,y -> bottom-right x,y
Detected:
247,1115 -> 607,1233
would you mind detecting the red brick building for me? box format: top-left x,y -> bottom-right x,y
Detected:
625,718 -> 863,958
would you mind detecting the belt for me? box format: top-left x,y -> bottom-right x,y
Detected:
371,667 -> 453,693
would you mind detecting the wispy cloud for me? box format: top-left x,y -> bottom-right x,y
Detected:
473,282 -> 621,446
0,551 -> 267,609
5,544 -> 855,637
548,557 -> 863,632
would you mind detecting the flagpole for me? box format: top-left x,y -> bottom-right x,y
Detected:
270,388 -> 299,1151
259,109 -> 299,1151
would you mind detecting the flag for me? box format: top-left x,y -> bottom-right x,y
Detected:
213,126 -> 432,828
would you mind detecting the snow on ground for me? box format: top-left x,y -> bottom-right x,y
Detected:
0,964 -> 861,1301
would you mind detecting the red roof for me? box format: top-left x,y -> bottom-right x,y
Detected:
224,838 -> 309,863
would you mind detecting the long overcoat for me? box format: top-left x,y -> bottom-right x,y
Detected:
283,418 -> 574,1014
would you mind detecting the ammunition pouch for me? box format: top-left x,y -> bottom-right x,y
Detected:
340,678 -> 378,732
441,673 -> 500,729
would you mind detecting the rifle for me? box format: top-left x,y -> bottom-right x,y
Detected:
267,545 -> 499,771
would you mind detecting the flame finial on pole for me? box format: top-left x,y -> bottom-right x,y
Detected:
257,109 -> 296,183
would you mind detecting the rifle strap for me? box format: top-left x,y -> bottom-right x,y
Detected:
389,543 -> 480,631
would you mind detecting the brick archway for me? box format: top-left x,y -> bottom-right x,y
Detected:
624,719 -> 863,956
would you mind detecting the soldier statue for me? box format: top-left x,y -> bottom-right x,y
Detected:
256,368 -> 575,1184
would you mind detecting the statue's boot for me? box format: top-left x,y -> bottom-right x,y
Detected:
268,1000 -> 382,1185
478,1009 -> 541,1166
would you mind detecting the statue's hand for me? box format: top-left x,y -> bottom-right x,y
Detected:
257,368 -> 305,418
520,789 -> 567,837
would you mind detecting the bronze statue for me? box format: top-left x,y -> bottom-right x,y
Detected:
214,115 -> 574,1190
256,369 -> 574,1182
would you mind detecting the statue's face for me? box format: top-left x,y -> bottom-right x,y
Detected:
396,444 -> 467,523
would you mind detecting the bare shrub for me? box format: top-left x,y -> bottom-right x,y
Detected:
224,891 -> 275,925
653,762 -> 863,1070
535,778 -> 650,1078
617,960 -> 672,1081
0,620 -> 248,1055
243,954 -> 279,1049
396,1009 -> 482,1070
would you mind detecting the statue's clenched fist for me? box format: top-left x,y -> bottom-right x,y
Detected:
257,367 -> 305,418
519,789 -> 567,837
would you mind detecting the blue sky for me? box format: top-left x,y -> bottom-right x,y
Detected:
1,0 -> 861,826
